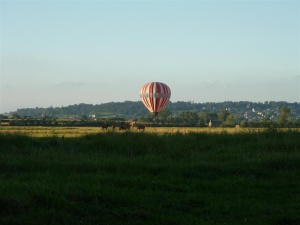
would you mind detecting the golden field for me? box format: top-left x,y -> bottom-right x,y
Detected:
0,126 -> 298,137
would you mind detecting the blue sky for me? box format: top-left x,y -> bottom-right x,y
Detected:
1,0 -> 299,113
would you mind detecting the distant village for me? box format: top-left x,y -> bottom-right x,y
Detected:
1,101 -> 299,128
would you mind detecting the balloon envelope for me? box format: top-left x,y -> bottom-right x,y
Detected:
140,82 -> 171,116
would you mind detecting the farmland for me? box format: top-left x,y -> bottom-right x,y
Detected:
2,126 -> 299,137
0,126 -> 299,225
0,126 -> 248,137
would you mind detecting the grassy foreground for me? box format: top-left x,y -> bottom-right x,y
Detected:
0,129 -> 299,225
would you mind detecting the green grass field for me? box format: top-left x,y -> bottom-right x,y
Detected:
0,127 -> 299,225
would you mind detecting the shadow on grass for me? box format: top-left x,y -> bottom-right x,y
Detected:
0,130 -> 299,224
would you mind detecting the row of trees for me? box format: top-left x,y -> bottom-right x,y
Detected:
137,106 -> 296,127
3,117 -> 127,127
6,101 -> 300,121
1,106 -> 298,128
11,102 -> 148,119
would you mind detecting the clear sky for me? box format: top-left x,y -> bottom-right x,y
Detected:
1,0 -> 299,113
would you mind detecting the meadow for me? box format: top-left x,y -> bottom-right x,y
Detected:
0,126 -> 299,225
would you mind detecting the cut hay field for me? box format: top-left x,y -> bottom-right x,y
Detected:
1,126 -> 299,137
0,126 -> 299,225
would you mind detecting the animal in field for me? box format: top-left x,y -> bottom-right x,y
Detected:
137,125 -> 146,131
119,125 -> 131,131
101,124 -> 109,130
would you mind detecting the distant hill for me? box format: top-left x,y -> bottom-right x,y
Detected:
8,101 -> 300,121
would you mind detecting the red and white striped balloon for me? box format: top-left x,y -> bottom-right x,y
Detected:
140,82 -> 171,117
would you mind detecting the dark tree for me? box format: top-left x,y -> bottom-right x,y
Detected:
158,108 -> 172,123
278,106 -> 291,124
218,109 -> 230,123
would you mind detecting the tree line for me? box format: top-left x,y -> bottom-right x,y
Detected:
3,101 -> 300,120
1,105 -> 299,128
137,106 -> 299,128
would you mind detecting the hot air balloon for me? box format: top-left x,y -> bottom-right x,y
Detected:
140,82 -> 171,121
